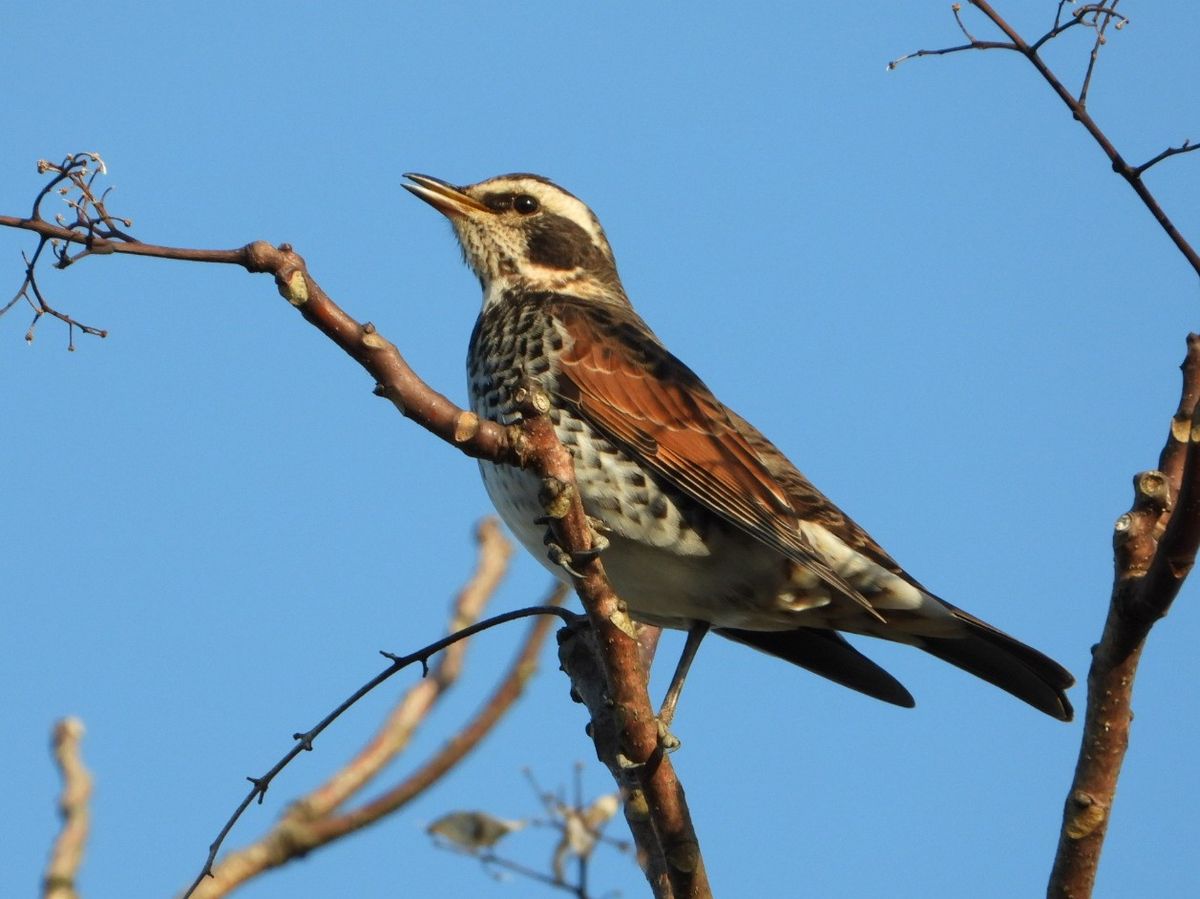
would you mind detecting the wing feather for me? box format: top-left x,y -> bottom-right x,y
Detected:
551,300 -> 882,619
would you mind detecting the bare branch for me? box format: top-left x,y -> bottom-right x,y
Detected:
183,521 -> 556,896
43,718 -> 92,899
894,2 -> 1200,285
0,212 -> 517,461
1077,1 -> 1124,108
5,241 -> 108,349
512,384 -> 711,899
1048,334 -> 1200,896
1134,139 -> 1200,177
887,39 -> 1016,71
2,155 -> 712,897
952,2 -> 977,42
181,603 -> 576,899
295,518 -> 518,819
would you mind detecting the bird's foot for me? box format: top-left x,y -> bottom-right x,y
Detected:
657,719 -> 682,753
538,515 -> 610,578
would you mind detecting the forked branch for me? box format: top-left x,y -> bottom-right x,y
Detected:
894,5 -> 1199,896
890,1 -> 1200,279
2,156 -> 711,899
187,522 -> 569,898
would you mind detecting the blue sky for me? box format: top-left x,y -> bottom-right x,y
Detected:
4,3 -> 1198,897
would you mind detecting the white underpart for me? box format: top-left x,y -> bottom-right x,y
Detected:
797,522 -> 928,611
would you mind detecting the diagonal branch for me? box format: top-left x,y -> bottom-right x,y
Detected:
188,538 -> 569,898
891,2 -> 1200,279
1,165 -> 710,899
967,0 -> 1200,278
183,603 -> 577,899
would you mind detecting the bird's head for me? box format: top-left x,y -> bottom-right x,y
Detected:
404,173 -> 626,306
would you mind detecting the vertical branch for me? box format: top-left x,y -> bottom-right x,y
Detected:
43,718 -> 92,899
891,8 -> 1200,893
1048,334 -> 1200,897
517,387 -> 710,899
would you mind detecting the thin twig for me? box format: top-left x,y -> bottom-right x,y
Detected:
186,522 -> 564,897
182,604 -> 578,899
887,39 -> 1016,70
894,3 -> 1200,283
1078,1 -> 1121,108
290,518 -> 517,819
1134,139 -> 1199,177
316,586 -> 570,828
970,0 -> 1200,277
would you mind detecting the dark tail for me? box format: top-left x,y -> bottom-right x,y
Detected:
717,612 -> 1074,721
715,626 -> 916,709
914,607 -> 1074,721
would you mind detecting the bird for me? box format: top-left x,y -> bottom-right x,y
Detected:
403,171 -> 1074,723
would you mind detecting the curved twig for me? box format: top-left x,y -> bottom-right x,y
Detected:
189,566 -> 571,895
181,602 -> 577,898
1134,139 -> 1199,177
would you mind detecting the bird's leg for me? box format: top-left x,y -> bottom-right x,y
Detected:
657,622 -> 710,747
538,515 -> 610,578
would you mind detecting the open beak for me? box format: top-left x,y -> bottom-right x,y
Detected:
403,173 -> 490,219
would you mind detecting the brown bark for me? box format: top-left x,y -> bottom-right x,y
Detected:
0,175 -> 709,898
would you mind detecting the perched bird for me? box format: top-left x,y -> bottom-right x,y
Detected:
404,172 -> 1074,723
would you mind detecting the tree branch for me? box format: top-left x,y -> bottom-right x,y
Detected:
1048,334 -> 1200,897
892,7 -> 1200,894
514,386 -> 711,899
890,1 -> 1200,279
43,718 -> 92,899
1134,139 -> 1199,177
182,600 -> 577,898
2,155 -> 710,898
184,521 -> 558,896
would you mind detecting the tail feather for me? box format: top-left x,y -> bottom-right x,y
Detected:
716,626 -> 916,709
718,607 -> 1074,721
915,608 -> 1075,722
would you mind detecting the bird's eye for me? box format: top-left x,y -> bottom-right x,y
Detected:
513,194 -> 539,215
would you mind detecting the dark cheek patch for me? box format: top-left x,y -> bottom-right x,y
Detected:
525,215 -> 597,270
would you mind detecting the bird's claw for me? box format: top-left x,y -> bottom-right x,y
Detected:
540,516 -> 610,577
546,542 -> 587,578
657,719 -> 682,753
